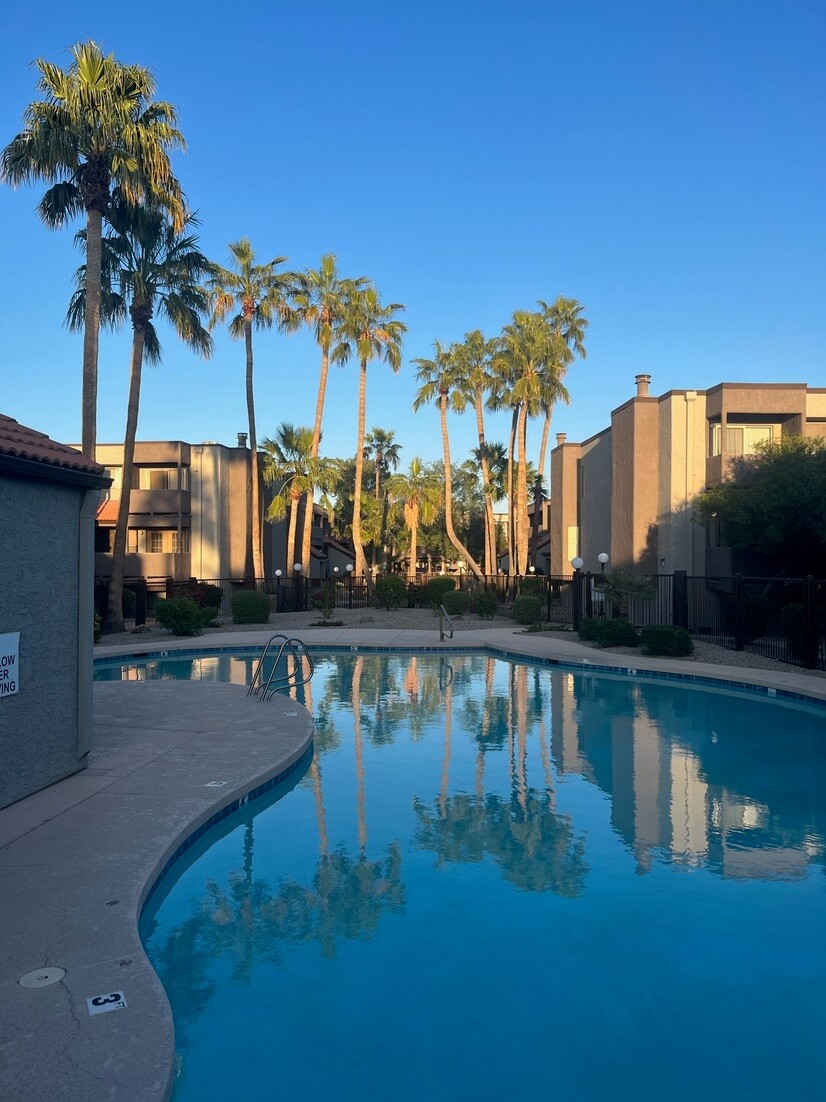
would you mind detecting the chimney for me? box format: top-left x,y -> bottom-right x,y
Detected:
635,374 -> 651,397
237,432 -> 248,448
556,432 -> 567,446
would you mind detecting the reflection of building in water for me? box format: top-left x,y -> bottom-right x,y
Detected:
551,674 -> 824,880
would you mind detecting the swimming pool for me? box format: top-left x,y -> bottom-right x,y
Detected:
100,651 -> 826,1100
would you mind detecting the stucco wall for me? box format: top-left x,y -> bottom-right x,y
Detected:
579,431 -> 612,571
0,477 -> 84,809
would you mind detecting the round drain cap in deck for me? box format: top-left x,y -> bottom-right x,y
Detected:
19,967 -> 65,988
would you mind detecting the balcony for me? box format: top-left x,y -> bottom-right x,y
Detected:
124,489 -> 191,519
94,552 -> 192,581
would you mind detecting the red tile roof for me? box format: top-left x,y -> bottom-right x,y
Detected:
0,414 -> 107,476
96,498 -> 120,524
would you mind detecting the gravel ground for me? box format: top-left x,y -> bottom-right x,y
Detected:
96,609 -> 826,679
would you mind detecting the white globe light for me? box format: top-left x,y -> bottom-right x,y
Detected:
598,552 -> 610,565
571,556 -> 584,570
333,566 -> 339,573
274,569 -> 282,578
346,563 -> 354,573
293,563 -> 302,573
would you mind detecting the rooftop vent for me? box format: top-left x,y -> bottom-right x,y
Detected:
635,374 -> 651,397
556,432 -> 567,446
237,432 -> 248,448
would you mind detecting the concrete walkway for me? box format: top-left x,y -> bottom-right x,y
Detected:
2,627 -> 825,1102
0,680 -> 313,1102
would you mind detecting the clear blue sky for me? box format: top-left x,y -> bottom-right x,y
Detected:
2,0 -> 824,477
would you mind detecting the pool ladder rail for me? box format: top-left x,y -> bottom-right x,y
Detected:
439,604 -> 455,642
248,634 -> 315,701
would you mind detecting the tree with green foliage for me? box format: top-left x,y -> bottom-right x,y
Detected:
338,287 -> 407,603
2,41 -> 185,458
386,458 -> 442,579
209,240 -> 298,580
292,255 -> 368,574
413,341 -> 484,579
454,329 -> 498,574
696,435 -> 826,574
68,200 -> 212,633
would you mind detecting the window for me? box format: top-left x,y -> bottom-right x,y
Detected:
103,467 -> 122,495
126,529 -> 190,553
709,422 -> 777,457
135,467 -> 177,490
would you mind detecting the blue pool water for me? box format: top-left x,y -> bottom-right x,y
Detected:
100,652 -> 826,1101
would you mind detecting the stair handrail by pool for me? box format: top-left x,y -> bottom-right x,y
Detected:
247,633 -> 293,696
255,636 -> 315,701
439,604 -> 455,642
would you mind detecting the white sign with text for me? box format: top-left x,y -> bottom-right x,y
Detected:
0,633 -> 19,698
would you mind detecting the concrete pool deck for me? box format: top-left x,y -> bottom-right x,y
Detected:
2,626 -> 825,1102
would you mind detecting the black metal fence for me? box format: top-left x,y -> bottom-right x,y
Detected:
97,569 -> 826,671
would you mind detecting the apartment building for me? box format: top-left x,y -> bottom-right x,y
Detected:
550,377 -> 826,575
93,435 -> 347,591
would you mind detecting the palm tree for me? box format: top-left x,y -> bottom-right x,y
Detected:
261,424 -> 337,572
454,330 -> 498,575
492,312 -> 562,575
292,255 -> 368,574
209,240 -> 298,580
338,287 -> 406,604
536,296 -> 587,485
386,458 -> 442,579
364,427 -> 401,570
2,41 -> 184,458
68,201 -> 212,633
413,341 -> 484,579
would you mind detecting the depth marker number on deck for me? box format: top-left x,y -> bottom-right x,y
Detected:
87,992 -> 127,1015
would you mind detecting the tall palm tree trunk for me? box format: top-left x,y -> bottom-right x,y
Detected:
352,360 -> 376,603
537,409 -> 553,497
517,403 -> 529,575
439,392 -> 483,578
300,343 -> 330,574
286,493 -> 300,573
475,393 -> 496,577
506,409 -> 518,577
353,656 -> 367,852
104,318 -> 145,633
81,207 -> 103,459
245,319 -> 264,581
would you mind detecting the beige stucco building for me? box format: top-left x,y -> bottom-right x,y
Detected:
550,377 -> 826,575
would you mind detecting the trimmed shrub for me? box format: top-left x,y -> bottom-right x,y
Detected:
188,582 -> 224,610
475,591 -> 499,620
578,617 -> 600,641
591,617 -> 640,647
312,577 -> 339,620
155,596 -> 208,636
93,612 -> 102,644
231,589 -> 271,625
121,586 -> 137,618
720,593 -> 775,643
426,576 -> 456,608
442,589 -> 470,615
640,625 -> 693,657
406,582 -> 429,608
376,574 -> 408,610
513,595 -> 543,625
519,576 -> 543,596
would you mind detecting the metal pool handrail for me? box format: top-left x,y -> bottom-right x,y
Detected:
439,604 -> 454,642
248,634 -> 315,701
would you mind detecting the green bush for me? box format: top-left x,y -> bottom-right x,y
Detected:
426,576 -> 456,608
187,582 -> 224,610
475,591 -> 499,620
155,596 -> 209,636
376,574 -> 408,610
406,582 -> 429,608
122,587 -> 137,618
513,595 -> 543,625
93,612 -> 102,644
640,625 -> 694,656
589,617 -> 640,647
442,589 -> 470,615
519,576 -> 543,596
578,617 -> 600,641
231,589 -> 271,624
720,593 -> 775,643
